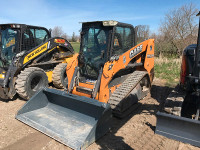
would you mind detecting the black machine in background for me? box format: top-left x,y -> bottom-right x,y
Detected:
156,11 -> 200,147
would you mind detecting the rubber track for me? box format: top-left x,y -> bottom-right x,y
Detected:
109,71 -> 147,117
163,85 -> 186,116
15,67 -> 46,100
52,63 -> 67,88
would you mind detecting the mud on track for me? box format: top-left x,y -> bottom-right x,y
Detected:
0,78 -> 199,150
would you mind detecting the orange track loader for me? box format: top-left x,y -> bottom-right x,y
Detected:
16,20 -> 154,149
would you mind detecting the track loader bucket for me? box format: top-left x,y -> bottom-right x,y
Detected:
156,111 -> 200,147
16,88 -> 112,150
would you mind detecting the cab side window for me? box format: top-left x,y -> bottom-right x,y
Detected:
22,28 -> 49,51
22,29 -> 35,51
35,29 -> 49,45
112,26 -> 133,55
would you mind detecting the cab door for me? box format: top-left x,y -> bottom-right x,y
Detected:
111,25 -> 135,57
21,26 -> 50,52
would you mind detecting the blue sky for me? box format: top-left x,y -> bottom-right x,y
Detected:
0,0 -> 200,36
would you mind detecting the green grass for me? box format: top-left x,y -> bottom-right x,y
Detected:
70,42 -> 80,53
154,57 -> 181,87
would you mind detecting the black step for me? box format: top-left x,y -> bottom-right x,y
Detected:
76,86 -> 93,95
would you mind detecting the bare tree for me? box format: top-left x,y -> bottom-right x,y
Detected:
69,32 -> 80,42
52,26 -> 63,37
71,32 -> 76,42
51,26 -> 68,39
159,3 -> 198,56
61,33 -> 68,40
150,32 -> 178,57
135,25 -> 150,43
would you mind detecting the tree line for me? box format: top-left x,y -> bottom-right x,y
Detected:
154,3 -> 198,57
141,3 -> 198,57
51,26 -> 80,42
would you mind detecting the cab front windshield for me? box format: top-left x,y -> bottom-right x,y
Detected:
80,25 -> 111,79
0,28 -> 18,67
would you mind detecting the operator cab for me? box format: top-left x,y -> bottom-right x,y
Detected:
0,24 -> 50,70
78,20 -> 136,80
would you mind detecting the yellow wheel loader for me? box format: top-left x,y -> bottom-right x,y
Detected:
0,24 -> 74,100
16,21 -> 154,149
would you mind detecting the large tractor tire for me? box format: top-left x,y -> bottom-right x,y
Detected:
15,67 -> 48,100
52,63 -> 68,89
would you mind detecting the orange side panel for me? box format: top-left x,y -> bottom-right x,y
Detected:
143,40 -> 154,82
144,40 -> 154,74
136,55 -> 142,63
98,39 -> 154,103
66,53 -> 79,89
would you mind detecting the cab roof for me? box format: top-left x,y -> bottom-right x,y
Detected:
0,23 -> 48,29
81,20 -> 133,28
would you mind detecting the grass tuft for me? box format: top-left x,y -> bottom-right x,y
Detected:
154,57 -> 182,87
70,42 -> 80,53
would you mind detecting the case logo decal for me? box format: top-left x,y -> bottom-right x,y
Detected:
129,45 -> 143,58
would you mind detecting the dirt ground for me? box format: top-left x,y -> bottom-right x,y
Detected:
0,78 -> 199,150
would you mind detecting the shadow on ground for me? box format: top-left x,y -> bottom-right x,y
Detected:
95,84 -> 174,150
0,94 -> 26,103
